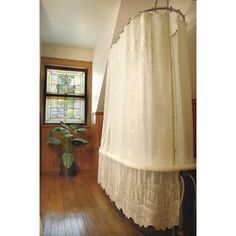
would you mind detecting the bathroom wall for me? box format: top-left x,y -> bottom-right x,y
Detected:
92,0 -> 121,112
41,42 -> 94,62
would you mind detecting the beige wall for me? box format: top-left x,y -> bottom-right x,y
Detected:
92,0 -> 121,112
41,42 -> 93,62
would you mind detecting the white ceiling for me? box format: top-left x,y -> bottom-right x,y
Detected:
40,0 -> 119,50
41,0 -> 195,50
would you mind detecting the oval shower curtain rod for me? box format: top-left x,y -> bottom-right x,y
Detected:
113,1 -> 185,46
130,0 -> 185,23
129,6 -> 185,23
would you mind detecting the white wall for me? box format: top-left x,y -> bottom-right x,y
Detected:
41,42 -> 93,62
96,70 -> 107,111
92,0 -> 121,112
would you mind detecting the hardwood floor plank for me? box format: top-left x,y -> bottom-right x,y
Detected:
40,171 -> 180,236
57,215 -> 66,236
73,213 -> 90,236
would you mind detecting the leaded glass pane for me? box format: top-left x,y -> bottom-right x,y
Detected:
50,85 -> 57,93
74,109 -> 81,119
74,86 -> 82,95
50,108 -> 57,118
46,68 -> 86,96
58,74 -> 66,84
58,84 -> 65,94
58,108 -> 65,118
74,101 -> 81,109
57,99 -> 65,108
74,76 -> 80,85
67,109 -> 74,118
50,99 -> 57,107
67,75 -> 74,85
51,73 -> 58,84
67,99 -> 74,109
45,96 -> 85,124
67,85 -> 75,95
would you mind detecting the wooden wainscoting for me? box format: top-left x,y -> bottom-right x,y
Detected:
40,125 -> 62,172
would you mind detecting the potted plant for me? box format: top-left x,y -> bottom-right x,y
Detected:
47,121 -> 88,176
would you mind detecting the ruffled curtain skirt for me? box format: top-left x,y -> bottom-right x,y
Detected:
98,150 -> 180,231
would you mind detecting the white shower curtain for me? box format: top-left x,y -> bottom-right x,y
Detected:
98,12 -> 195,230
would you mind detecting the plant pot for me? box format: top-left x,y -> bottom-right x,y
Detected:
67,161 -> 77,176
59,156 -> 77,177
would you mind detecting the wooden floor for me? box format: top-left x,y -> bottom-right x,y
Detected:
40,170 -> 175,236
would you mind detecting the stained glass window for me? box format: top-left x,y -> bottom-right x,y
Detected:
45,66 -> 87,124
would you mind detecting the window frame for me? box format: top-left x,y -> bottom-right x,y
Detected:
43,64 -> 88,125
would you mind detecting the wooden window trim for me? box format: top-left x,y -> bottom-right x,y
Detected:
40,57 -> 92,127
44,65 -> 88,124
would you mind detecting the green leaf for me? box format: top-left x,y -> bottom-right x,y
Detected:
64,129 -> 72,135
73,128 -> 87,134
49,127 -> 65,138
60,121 -> 70,130
72,138 -> 88,145
70,124 -> 79,129
47,137 -> 62,145
64,134 -> 73,138
55,127 -> 65,132
49,130 -> 54,137
62,153 -> 74,168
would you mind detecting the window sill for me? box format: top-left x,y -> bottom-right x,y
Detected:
40,124 -> 91,129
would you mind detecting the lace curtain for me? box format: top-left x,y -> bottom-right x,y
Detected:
98,12 -> 195,230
